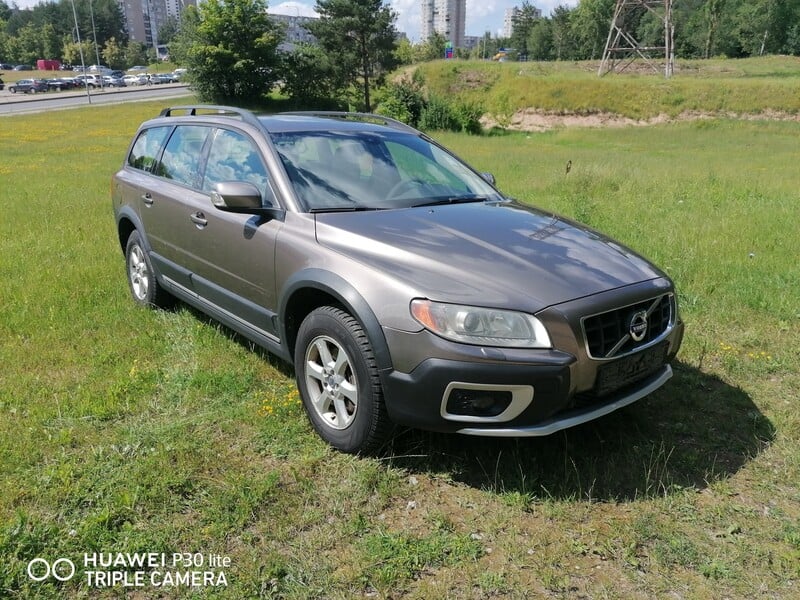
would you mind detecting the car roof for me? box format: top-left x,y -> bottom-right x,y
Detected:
257,114 -> 409,134
149,106 -> 420,136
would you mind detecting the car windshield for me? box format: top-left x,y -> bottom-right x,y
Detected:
270,130 -> 502,212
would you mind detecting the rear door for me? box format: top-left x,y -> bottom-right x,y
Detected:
133,124 -> 212,289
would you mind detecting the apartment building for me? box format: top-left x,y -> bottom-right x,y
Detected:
420,0 -> 466,48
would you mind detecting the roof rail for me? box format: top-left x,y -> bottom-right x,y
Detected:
280,111 -> 419,134
159,105 -> 263,130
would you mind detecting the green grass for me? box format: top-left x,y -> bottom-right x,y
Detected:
415,55 -> 800,119
1,95 -> 799,598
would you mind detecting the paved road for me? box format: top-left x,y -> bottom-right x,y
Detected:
0,83 -> 192,116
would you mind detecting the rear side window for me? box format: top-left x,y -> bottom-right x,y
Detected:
127,126 -> 171,172
158,126 -> 211,188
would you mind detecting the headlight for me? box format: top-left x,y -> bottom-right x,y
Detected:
410,299 -> 551,349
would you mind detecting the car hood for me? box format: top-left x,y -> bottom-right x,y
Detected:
314,201 -> 666,312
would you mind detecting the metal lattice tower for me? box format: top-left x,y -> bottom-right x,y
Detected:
599,0 -> 674,78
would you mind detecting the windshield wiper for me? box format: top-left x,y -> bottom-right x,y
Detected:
309,206 -> 385,213
411,196 -> 487,208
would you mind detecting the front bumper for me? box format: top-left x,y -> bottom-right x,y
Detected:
379,285 -> 684,436
457,364 -> 672,436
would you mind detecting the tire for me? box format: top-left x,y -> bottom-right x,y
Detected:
294,306 -> 391,454
124,231 -> 174,309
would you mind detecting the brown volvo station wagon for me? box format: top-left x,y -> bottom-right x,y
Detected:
112,106 -> 684,453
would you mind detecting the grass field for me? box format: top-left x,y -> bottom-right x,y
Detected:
1,87 -> 798,597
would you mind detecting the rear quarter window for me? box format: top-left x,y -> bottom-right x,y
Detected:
128,126 -> 171,172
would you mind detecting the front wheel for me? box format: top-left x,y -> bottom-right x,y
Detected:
294,306 -> 391,454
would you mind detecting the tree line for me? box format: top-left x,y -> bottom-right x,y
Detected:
0,0 -> 155,67
499,0 -> 800,62
4,0 -> 800,110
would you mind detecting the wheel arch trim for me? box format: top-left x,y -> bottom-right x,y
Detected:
279,269 -> 393,372
115,207 -> 147,254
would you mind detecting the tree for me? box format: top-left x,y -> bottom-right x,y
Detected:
157,15 -> 180,45
510,0 -> 540,59
280,43 -> 342,108
62,40 -> 93,66
570,0 -> 613,60
308,0 -> 397,112
393,36 -> 415,65
172,0 -> 282,104
102,36 -> 125,69
418,31 -> 447,61
528,18 -> 554,60
703,0 -> 725,58
551,5 -> 576,60
124,39 -> 149,67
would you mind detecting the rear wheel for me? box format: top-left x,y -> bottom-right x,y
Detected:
124,231 -> 174,309
294,306 -> 391,454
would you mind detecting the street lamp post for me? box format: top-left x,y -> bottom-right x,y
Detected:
89,0 -> 104,88
69,0 -> 92,104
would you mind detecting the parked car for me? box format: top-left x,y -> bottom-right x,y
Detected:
103,75 -> 127,87
171,68 -> 187,81
42,78 -> 77,91
13,64 -> 32,71
8,78 -> 48,93
144,73 -> 170,84
74,74 -> 103,88
58,77 -> 80,89
123,74 -> 148,86
127,65 -> 147,72
112,106 -> 684,454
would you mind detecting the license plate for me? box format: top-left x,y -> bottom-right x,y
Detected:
594,343 -> 668,397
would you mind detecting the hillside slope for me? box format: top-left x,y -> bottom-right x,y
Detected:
411,56 -> 800,130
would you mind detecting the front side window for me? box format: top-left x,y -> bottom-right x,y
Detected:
157,125 -> 210,188
202,129 -> 271,204
127,126 -> 171,172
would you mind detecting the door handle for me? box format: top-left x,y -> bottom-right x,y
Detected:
141,193 -> 153,206
190,212 -> 208,227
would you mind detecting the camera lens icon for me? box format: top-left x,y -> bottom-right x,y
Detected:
27,558 -> 76,582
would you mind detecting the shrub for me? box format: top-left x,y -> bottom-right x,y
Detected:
376,77 -> 427,127
419,94 -> 459,131
419,95 -> 483,134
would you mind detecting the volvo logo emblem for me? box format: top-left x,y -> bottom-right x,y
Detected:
629,310 -> 649,342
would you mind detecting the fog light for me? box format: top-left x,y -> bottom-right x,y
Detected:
446,389 -> 513,417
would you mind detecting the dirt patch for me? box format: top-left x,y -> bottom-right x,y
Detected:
482,108 -> 800,132
448,69 -> 497,93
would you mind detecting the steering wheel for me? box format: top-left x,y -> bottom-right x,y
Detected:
386,179 -> 429,200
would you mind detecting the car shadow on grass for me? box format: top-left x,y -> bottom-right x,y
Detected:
382,360 -> 775,503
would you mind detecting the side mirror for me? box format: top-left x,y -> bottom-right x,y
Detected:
211,181 -> 263,210
480,172 -> 496,185
211,181 -> 284,220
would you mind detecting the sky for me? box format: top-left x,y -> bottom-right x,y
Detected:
12,0 -> 579,43
269,1 -> 579,42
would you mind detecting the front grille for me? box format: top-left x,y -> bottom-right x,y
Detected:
582,294 -> 673,359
